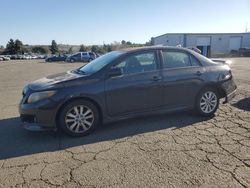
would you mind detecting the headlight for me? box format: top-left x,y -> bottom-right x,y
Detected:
224,74 -> 231,80
220,70 -> 232,81
27,91 -> 56,103
22,85 -> 29,96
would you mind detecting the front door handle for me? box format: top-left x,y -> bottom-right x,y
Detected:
195,71 -> 202,76
151,76 -> 162,82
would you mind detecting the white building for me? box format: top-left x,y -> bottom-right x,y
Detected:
153,33 -> 250,57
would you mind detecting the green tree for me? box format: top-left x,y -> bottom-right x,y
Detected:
14,39 -> 24,54
50,40 -> 59,54
96,47 -> 105,54
106,45 -> 112,52
126,41 -> 132,45
32,46 -> 49,54
79,44 -> 87,52
91,45 -> 98,53
145,37 -> 154,46
5,39 -> 15,54
121,40 -> 126,45
68,47 -> 73,54
22,46 -> 31,54
0,45 -> 4,55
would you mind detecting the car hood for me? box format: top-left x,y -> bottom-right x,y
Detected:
28,71 -> 85,90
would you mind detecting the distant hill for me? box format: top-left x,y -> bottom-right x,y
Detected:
57,44 -> 81,53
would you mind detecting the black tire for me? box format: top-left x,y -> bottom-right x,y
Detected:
88,58 -> 93,62
70,59 -> 75,63
195,88 -> 219,117
58,99 -> 100,137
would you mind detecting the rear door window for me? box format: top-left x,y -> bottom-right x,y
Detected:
162,51 -> 191,69
190,55 -> 201,66
73,53 -> 81,58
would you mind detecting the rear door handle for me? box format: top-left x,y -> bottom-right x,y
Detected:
195,71 -> 202,76
151,76 -> 162,82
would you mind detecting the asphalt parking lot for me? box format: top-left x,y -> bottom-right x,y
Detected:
0,58 -> 249,187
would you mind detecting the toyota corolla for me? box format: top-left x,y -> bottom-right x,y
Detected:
19,46 -> 237,136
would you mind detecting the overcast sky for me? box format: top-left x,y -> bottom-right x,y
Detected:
0,0 -> 249,46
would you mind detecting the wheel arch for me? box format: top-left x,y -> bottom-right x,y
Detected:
197,83 -> 226,99
55,96 -> 103,128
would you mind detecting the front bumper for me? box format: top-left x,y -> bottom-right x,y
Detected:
21,122 -> 56,131
19,98 -> 59,131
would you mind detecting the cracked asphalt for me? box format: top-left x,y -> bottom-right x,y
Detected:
0,58 -> 250,187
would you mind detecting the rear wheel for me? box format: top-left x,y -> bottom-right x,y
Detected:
88,58 -> 93,62
70,59 -> 75,63
196,88 -> 219,117
59,100 -> 99,136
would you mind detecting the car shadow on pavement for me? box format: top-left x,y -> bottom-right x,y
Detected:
232,97 -> 250,111
0,112 -> 211,160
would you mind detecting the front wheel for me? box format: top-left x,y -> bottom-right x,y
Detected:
59,100 -> 100,136
196,88 -> 219,117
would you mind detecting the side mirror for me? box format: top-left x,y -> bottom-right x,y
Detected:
108,67 -> 123,77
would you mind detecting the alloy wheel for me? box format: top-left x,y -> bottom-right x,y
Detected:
65,105 -> 94,133
200,91 -> 218,114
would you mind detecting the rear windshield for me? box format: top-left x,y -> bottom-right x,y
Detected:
189,50 -> 217,65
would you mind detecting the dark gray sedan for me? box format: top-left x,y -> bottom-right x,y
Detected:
19,46 -> 237,136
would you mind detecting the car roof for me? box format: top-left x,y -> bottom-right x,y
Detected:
117,45 -> 215,66
119,46 -> 192,53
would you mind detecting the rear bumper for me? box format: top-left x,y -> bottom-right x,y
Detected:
220,77 -> 237,103
223,89 -> 237,104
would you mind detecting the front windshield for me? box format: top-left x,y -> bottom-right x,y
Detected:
77,51 -> 124,74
